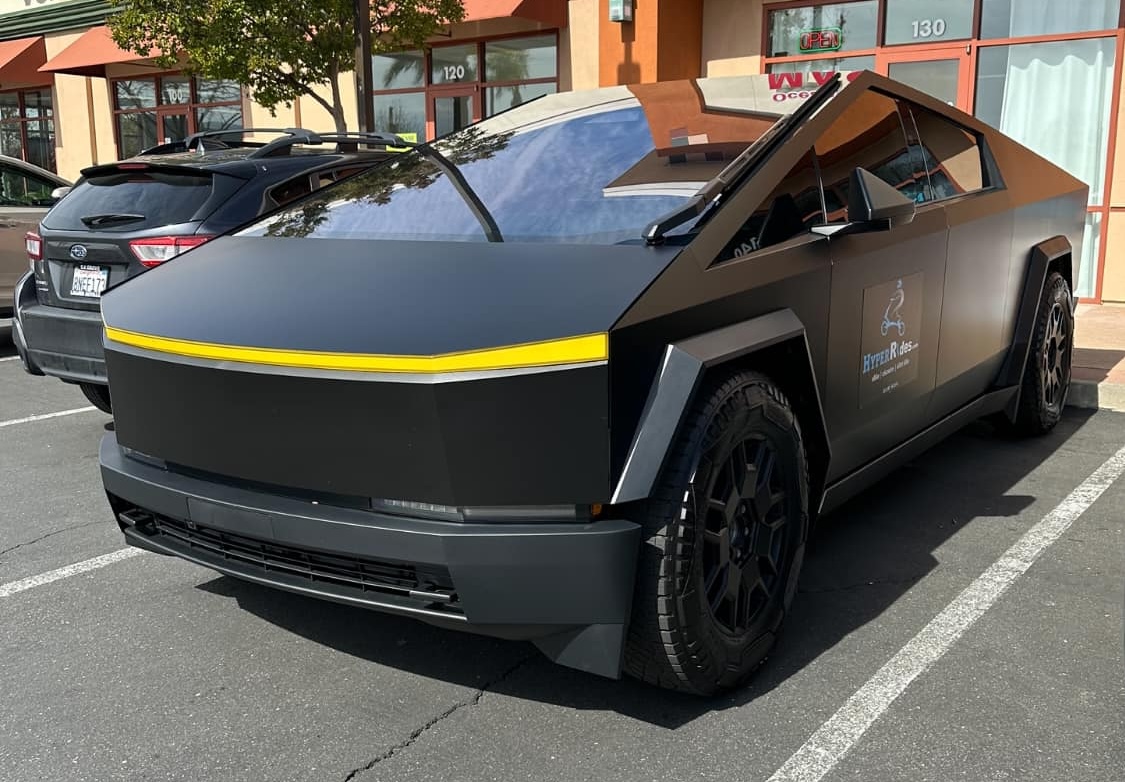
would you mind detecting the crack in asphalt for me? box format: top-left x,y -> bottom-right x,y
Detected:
0,521 -> 103,561
799,574 -> 926,594
343,654 -> 535,781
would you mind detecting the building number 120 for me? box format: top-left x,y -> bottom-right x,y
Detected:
911,18 -> 947,38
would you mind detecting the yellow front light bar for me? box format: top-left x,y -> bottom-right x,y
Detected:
104,327 -> 609,374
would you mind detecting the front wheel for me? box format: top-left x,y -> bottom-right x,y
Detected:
80,382 -> 112,414
623,371 -> 809,695
1012,272 -> 1073,435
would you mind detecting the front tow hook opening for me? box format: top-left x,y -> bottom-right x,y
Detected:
118,508 -> 157,535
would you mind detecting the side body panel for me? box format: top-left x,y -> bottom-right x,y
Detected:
926,191 -> 1014,422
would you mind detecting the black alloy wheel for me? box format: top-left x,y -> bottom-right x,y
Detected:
701,436 -> 791,636
624,370 -> 809,695
1041,295 -> 1071,415
1012,271 -> 1073,435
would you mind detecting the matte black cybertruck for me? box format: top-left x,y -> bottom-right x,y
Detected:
98,72 -> 1086,694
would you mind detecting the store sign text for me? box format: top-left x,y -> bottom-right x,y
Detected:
769,70 -> 862,101
799,27 -> 843,54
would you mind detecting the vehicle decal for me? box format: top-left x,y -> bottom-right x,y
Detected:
103,327 -> 608,374
859,272 -> 923,407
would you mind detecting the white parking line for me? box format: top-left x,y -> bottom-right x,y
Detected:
767,443 -> 1125,782
0,355 -> 21,362
0,548 -> 144,598
0,406 -> 98,428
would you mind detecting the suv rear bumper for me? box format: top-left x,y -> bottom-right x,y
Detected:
14,273 -> 106,384
100,434 -> 641,679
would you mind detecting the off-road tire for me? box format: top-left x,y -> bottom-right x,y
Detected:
80,382 -> 112,415
623,371 -> 810,695
1012,272 -> 1072,435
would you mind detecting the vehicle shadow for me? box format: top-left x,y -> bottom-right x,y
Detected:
196,408 -> 1095,728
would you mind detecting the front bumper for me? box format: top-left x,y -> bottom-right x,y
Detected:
14,273 -> 106,384
100,434 -> 641,678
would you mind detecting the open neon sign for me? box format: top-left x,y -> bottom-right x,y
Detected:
799,27 -> 843,53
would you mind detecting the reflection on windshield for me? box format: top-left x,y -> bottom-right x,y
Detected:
239,77 -> 817,245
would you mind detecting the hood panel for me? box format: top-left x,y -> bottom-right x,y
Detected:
100,237 -> 680,356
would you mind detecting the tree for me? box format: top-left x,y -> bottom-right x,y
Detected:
109,0 -> 466,133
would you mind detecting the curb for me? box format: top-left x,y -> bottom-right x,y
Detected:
1068,380 -> 1125,413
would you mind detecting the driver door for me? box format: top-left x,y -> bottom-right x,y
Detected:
815,89 -> 950,481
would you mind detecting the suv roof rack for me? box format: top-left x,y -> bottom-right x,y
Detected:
137,127 -> 416,159
137,127 -> 323,157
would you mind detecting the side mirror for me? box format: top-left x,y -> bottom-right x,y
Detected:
811,167 -> 917,238
50,186 -> 72,201
847,166 -> 916,226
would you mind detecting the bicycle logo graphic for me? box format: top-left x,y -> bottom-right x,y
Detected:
881,279 -> 906,337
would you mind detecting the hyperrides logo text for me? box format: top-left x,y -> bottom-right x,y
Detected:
862,279 -> 919,374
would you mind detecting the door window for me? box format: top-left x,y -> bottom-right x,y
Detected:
717,150 -> 825,263
903,103 -> 987,200
814,89 -> 919,220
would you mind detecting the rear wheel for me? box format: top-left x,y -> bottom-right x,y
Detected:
1012,272 -> 1072,435
623,371 -> 809,695
80,382 -> 112,414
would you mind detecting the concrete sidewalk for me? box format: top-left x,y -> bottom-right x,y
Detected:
1071,303 -> 1125,411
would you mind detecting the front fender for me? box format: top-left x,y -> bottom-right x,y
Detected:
610,309 -> 829,504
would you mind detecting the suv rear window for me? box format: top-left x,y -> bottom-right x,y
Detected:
42,168 -> 216,232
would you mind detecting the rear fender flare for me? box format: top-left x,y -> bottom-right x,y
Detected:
995,236 -> 1073,416
610,309 -> 830,505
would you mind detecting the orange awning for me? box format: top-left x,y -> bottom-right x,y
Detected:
38,26 -> 159,78
462,0 -> 566,28
0,36 -> 49,88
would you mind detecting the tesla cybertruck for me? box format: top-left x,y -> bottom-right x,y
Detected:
96,72 -> 1085,694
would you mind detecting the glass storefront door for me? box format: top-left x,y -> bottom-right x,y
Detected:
159,112 -> 189,145
879,47 -> 971,110
433,89 -> 479,138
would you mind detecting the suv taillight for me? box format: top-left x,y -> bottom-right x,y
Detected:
26,232 -> 42,269
129,235 -> 214,268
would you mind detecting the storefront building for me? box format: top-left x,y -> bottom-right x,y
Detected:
0,0 -> 600,176
3,0 -> 1125,302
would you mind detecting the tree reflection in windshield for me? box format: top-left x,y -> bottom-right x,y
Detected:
263,126 -> 514,239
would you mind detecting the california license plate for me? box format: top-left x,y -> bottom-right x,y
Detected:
70,265 -> 109,298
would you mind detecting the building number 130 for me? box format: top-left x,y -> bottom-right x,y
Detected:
911,18 -> 947,38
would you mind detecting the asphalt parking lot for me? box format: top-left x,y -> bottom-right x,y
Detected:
2,332 -> 1123,782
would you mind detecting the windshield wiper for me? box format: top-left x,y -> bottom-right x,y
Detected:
642,73 -> 843,245
317,132 -> 504,243
80,213 -> 145,228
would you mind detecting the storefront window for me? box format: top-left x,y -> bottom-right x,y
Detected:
485,35 -> 557,82
0,88 -> 56,172
768,1 -> 878,58
372,51 -> 425,90
975,38 -> 1115,206
981,0 -> 1119,40
487,82 -> 557,118
767,55 -> 875,83
113,75 -> 242,158
431,44 -> 479,85
374,92 -> 426,141
371,34 -> 559,140
884,0 -> 974,45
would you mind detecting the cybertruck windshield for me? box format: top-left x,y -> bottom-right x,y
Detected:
238,76 -> 840,245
